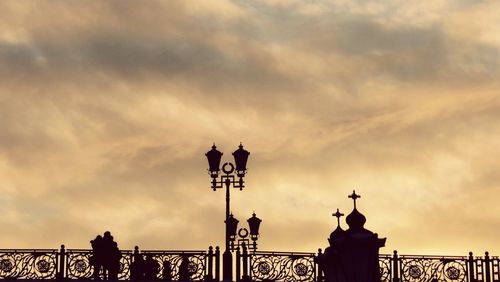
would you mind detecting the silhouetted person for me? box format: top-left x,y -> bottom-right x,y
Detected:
131,253 -> 144,281
91,235 -> 104,280
179,255 -> 190,281
162,261 -> 172,281
143,255 -> 159,280
102,231 -> 122,280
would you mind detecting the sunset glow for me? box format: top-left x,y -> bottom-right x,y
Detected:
1,1 -> 499,256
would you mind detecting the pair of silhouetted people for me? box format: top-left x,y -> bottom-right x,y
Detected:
90,231 -> 122,280
130,255 -> 190,281
131,255 -> 160,280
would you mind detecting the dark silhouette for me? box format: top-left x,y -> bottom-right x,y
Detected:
90,231 -> 122,280
317,191 -> 386,282
178,255 -> 190,281
90,235 -> 104,280
162,261 -> 172,281
131,250 -> 144,281
143,255 -> 159,280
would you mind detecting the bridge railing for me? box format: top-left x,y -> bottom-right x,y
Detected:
0,245 -> 218,281
0,246 -> 497,281
0,249 -> 59,279
241,250 -> 317,282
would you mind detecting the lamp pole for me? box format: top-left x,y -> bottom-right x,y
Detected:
206,143 -> 250,281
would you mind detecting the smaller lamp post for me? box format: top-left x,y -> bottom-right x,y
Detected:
228,212 -> 262,252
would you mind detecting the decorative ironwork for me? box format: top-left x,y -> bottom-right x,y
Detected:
140,251 -> 207,281
399,255 -> 468,282
65,249 -> 132,280
0,248 -> 498,282
379,254 -> 392,282
249,251 -> 316,282
0,249 -> 58,279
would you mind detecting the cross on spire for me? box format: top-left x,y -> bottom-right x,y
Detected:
348,190 -> 361,209
332,208 -> 344,227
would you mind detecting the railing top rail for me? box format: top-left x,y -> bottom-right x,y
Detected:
393,254 -> 468,259
0,249 -> 58,252
252,250 -> 316,256
66,248 -> 133,253
141,250 -> 207,254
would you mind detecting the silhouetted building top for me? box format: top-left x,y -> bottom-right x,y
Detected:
329,209 -> 346,243
345,207 -> 370,234
319,191 -> 386,282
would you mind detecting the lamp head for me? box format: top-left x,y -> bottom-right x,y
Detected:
206,143 -> 223,178
232,143 -> 250,177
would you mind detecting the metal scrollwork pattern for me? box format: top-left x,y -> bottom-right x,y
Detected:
400,256 -> 467,282
379,254 -> 392,282
0,250 -> 58,279
66,250 -> 132,280
250,252 -> 315,282
140,251 -> 206,281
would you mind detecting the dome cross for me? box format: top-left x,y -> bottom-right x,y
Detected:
332,208 -> 344,227
348,190 -> 361,209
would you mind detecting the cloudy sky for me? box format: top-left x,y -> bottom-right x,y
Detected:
1,0 -> 499,256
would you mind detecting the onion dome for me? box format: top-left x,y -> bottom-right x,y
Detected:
329,208 -> 346,244
345,190 -> 368,232
330,225 -> 346,241
346,208 -> 367,231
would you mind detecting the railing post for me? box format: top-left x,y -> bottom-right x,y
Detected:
215,246 -> 221,281
59,244 -> 66,280
485,252 -> 491,282
236,247 -> 241,282
317,248 -> 323,282
208,246 -> 214,281
242,243 -> 249,282
393,250 -> 399,282
469,252 -> 476,282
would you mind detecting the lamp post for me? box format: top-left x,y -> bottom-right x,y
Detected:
227,212 -> 262,252
205,143 -> 252,281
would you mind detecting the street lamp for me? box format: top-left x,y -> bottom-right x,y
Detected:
205,143 -> 252,281
228,212 -> 262,252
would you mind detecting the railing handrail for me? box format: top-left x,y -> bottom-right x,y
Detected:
65,249 -> 133,253
382,253 -> 468,259
0,249 -> 58,252
251,250 -> 316,256
140,250 -> 207,253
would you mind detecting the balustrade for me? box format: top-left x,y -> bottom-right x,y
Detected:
0,247 -> 496,282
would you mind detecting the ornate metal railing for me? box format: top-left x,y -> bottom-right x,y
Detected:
65,249 -> 133,280
379,253 -> 393,282
140,249 -> 210,281
382,251 -> 499,282
0,246 -> 498,282
245,251 -> 316,282
0,245 -> 218,281
0,249 -> 59,279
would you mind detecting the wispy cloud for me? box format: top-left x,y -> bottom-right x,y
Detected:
0,0 -> 499,255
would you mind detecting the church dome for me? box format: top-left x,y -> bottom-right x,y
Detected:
346,208 -> 366,231
329,225 -> 346,241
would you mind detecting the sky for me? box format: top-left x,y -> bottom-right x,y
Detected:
0,0 -> 499,256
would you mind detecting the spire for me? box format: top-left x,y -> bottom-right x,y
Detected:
346,190 -> 367,232
329,208 -> 346,244
348,190 -> 361,209
332,208 -> 344,228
